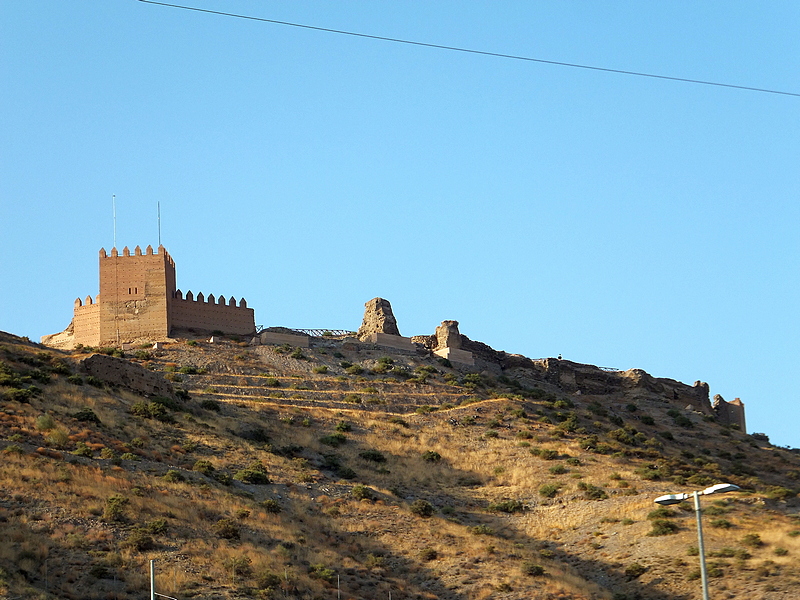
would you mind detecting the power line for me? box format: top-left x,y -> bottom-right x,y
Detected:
138,0 -> 800,98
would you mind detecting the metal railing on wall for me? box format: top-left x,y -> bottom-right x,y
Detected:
255,326 -> 355,338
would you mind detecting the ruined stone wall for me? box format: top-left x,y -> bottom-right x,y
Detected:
713,395 -> 747,433
170,291 -> 255,335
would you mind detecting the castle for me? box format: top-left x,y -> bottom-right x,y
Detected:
41,245 -> 255,348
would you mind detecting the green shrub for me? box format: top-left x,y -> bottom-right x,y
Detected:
309,564 -> 336,583
549,464 -> 568,475
104,494 -> 129,521
343,394 -> 362,404
261,498 -> 281,514
199,398 -> 221,412
539,484 -> 560,498
624,562 -> 647,579
130,401 -> 173,422
163,470 -> 186,483
648,519 -> 679,536
741,533 -> 763,547
522,562 -> 545,577
488,499 -> 524,513
345,364 -> 363,375
581,484 -> 608,501
73,442 -> 94,458
422,450 -> 442,462
766,486 -> 796,501
73,407 -> 100,423
193,459 -> 215,475
471,524 -> 494,535
647,507 -> 677,520
234,462 -> 271,484
120,452 -> 138,461
351,484 -> 375,501
419,547 -> 438,561
410,499 -> 434,517
320,432 -> 347,447
709,519 -> 733,529
35,413 -> 56,431
335,421 -> 352,432
145,518 -> 168,535
359,449 -> 386,463
312,365 -> 328,374
484,430 -> 499,439
67,374 -> 84,385
123,529 -> 155,552
215,518 -> 240,539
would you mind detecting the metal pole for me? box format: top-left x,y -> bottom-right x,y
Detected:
113,194 -> 117,248
694,490 -> 709,600
150,559 -> 156,600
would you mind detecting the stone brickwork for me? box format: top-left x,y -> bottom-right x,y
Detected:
42,245 -> 255,348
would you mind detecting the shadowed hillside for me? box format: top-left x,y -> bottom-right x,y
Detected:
1,330 -> 799,600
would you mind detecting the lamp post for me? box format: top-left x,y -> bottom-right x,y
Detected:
654,483 -> 740,600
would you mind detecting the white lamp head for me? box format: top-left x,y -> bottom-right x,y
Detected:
654,493 -> 689,505
702,483 -> 740,496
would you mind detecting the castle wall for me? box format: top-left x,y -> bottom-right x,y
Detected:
170,294 -> 255,336
46,244 -> 255,347
73,302 -> 101,347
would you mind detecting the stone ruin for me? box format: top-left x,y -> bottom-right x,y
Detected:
357,298 -> 401,339
356,298 -> 415,351
435,320 -> 462,349
432,320 -> 475,366
713,394 -> 747,433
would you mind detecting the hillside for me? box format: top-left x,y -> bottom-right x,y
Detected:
1,329 -> 799,600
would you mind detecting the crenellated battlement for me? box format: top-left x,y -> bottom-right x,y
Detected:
173,290 -> 248,308
99,245 -> 175,266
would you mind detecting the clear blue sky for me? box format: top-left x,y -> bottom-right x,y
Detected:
1,2 -> 798,447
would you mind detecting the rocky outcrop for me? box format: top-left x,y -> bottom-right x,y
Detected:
40,320 -> 75,350
81,354 -> 175,398
357,298 -> 401,341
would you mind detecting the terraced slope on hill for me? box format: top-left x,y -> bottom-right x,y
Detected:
1,330 -> 799,600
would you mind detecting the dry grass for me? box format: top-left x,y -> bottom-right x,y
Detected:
1,334 -> 799,599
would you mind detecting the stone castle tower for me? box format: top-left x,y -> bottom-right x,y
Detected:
42,245 -> 255,348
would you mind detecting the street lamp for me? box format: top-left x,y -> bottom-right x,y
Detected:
654,483 -> 740,600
